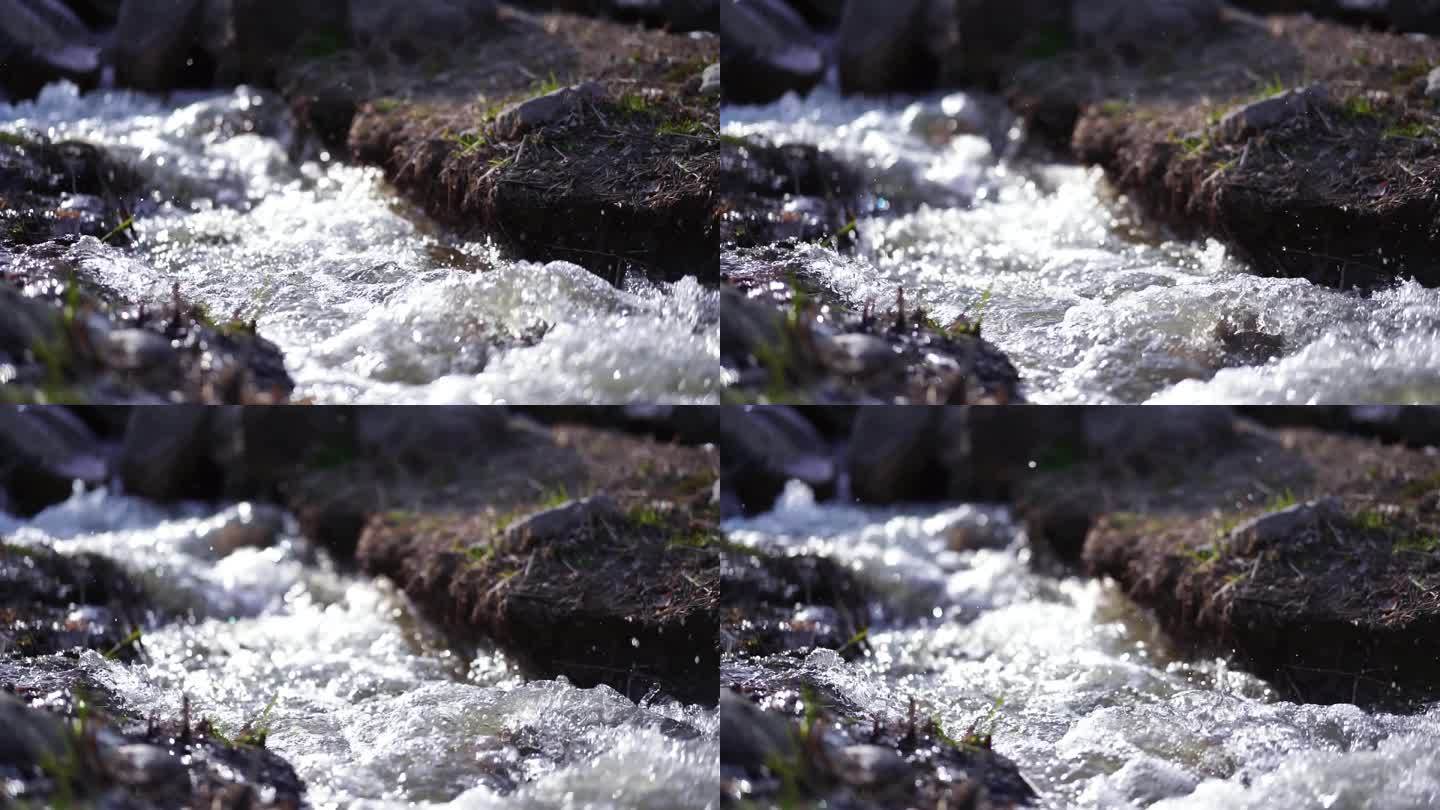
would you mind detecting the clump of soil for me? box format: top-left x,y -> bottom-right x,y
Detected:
1011,13 -> 1440,287
1023,421 -> 1440,706
300,424 -> 720,705
286,8 -> 717,283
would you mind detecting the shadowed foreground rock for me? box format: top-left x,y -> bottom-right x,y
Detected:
722,244 -> 1022,404
719,542 -> 1035,809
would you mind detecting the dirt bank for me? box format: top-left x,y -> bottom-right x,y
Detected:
285,8 -> 717,283
1012,13 -> 1440,288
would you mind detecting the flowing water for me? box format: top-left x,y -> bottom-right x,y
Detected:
722,87 -> 1440,404
0,490 -> 719,809
1,82 -> 719,404
722,483 -> 1440,809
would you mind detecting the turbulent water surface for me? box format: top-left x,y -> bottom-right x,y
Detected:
723,87 -> 1440,404
1,490 -> 719,809
723,484 -> 1440,809
1,83 -> 719,404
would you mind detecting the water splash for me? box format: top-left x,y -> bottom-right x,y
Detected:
723,87 -> 1440,403
723,498 -> 1440,809
1,82 -> 718,403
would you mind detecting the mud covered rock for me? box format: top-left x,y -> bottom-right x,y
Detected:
1013,13 -> 1440,288
0,238 -> 293,403
1049,421 -> 1440,706
299,423 -> 721,704
290,8 -> 717,283
721,244 -> 1022,404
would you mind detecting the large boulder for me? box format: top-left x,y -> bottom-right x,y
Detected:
0,406 -> 107,515
1072,0 -> 1222,54
835,0 -> 939,94
846,405 -> 949,504
108,0 -> 207,90
348,0 -> 494,59
720,0 -> 825,104
719,405 -> 833,515
0,0 -> 100,99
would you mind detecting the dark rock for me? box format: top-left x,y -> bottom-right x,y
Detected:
719,687 -> 796,771
510,405 -> 716,445
117,406 -> 217,501
349,0 -> 494,59
847,406 -> 949,504
503,493 -> 621,543
194,501 -> 288,557
1079,405 -> 1236,472
786,0 -> 845,28
720,0 -> 824,104
0,136 -> 143,246
0,238 -> 295,404
0,0 -> 101,100
493,81 -> 605,138
720,244 -> 1021,405
1215,82 -> 1330,142
1072,0 -> 1222,53
109,0 -> 207,90
0,406 -> 107,516
0,692 -> 72,772
721,660 -> 1037,809
836,0 -> 937,94
612,0 -> 717,30
719,405 -> 833,515
210,0 -> 351,86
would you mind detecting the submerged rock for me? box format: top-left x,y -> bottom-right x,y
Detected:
720,545 -> 872,657
0,135 -> 142,246
721,244 -> 1022,405
0,541 -> 150,659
